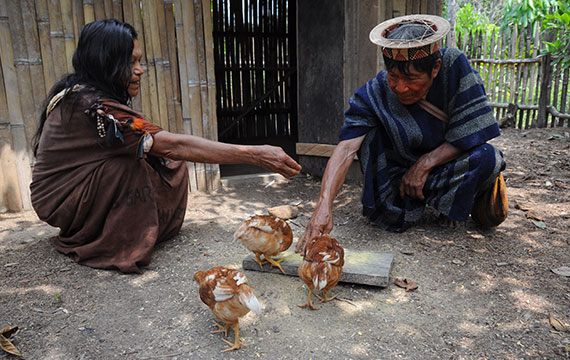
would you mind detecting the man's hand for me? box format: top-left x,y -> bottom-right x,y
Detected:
254,145 -> 302,178
399,157 -> 430,200
399,142 -> 463,200
295,204 -> 333,254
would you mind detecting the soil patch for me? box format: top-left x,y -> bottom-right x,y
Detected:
1,127 -> 569,359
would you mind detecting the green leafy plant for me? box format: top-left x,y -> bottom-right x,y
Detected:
501,0 -> 559,30
456,3 -> 487,33
541,0 -> 570,68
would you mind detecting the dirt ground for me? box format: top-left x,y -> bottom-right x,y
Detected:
1,127 -> 569,360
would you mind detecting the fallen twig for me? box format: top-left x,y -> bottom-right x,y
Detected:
334,297 -> 358,307
136,352 -> 183,360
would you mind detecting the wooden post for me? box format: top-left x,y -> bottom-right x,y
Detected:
83,0 -> 95,24
550,62 -> 562,127
60,0 -> 75,73
71,0 -> 85,44
35,0 -> 57,95
537,53 -> 552,128
20,0 -> 48,131
201,0 -> 221,190
182,0 -> 207,191
557,67 -> 569,127
0,28 -> 22,212
164,0 -> 183,134
173,0 -> 198,192
0,0 -> 33,210
93,0 -> 105,20
6,1 -> 37,149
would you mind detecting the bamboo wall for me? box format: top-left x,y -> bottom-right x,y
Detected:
457,25 -> 570,129
0,0 -> 219,213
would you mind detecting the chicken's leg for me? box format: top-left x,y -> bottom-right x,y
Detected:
221,323 -> 244,352
211,321 -> 230,337
265,257 -> 286,274
316,290 -> 337,303
252,252 -> 268,269
297,288 -> 318,310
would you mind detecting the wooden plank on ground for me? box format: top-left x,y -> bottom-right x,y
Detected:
242,244 -> 393,287
296,142 -> 359,160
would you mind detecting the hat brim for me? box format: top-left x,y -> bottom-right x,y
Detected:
369,14 -> 450,49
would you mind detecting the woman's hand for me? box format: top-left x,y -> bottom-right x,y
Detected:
295,203 -> 333,253
252,145 -> 301,178
151,132 -> 300,177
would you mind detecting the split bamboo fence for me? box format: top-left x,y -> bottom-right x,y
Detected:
0,0 -> 219,213
456,25 -> 570,129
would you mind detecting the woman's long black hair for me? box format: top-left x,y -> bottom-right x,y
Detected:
32,19 -> 138,156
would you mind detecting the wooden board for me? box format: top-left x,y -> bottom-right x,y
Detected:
243,244 -> 393,287
296,142 -> 359,160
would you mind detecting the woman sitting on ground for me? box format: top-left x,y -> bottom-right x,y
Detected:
31,19 -> 301,273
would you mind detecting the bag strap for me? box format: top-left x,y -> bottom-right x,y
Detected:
418,99 -> 448,123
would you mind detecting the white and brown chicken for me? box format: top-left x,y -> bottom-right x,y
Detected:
297,234 -> 345,310
233,214 -> 293,274
193,267 -> 262,352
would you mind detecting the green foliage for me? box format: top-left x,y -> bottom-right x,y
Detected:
541,1 -> 570,68
501,0 -> 558,30
456,3 -> 485,33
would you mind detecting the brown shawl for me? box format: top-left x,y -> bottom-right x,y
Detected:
31,90 -> 188,273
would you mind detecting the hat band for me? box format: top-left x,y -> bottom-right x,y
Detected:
382,42 -> 440,61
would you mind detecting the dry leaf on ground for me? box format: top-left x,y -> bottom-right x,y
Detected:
531,220 -> 547,229
549,316 -> 569,332
394,278 -> 418,292
525,210 -> 544,221
0,326 -> 23,359
514,201 -> 533,212
551,266 -> 570,277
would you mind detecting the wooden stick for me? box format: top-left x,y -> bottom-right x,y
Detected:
557,67 -> 569,126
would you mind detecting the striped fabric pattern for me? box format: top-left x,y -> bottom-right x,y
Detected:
339,48 -> 506,232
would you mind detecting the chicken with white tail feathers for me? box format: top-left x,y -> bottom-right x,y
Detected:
297,234 -> 345,310
193,267 -> 262,352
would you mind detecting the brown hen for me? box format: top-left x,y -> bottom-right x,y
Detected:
193,267 -> 262,352
234,214 -> 293,274
297,234 -> 344,310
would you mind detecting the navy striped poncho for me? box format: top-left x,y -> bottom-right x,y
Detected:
340,47 -> 506,232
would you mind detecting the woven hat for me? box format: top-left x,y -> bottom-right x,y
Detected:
369,14 -> 450,61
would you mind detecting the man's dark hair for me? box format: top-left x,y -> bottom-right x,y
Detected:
382,23 -> 441,76
33,19 -> 138,156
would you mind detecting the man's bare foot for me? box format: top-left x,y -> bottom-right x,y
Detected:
437,214 -> 465,228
